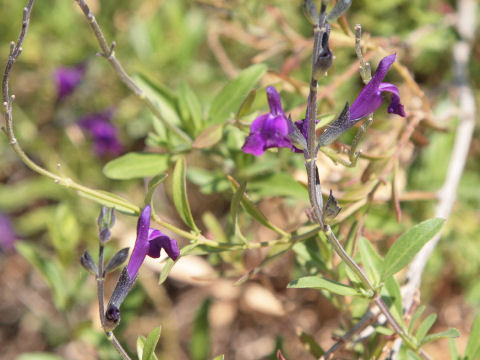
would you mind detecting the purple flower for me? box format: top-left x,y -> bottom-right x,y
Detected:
54,63 -> 87,101
78,109 -> 123,156
241,86 -> 295,156
106,205 -> 179,324
318,53 -> 406,146
126,205 -> 180,280
0,213 -> 17,252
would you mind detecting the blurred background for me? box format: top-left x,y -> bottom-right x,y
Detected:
0,0 -> 479,359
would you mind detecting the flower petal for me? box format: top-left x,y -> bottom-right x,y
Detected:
54,63 -> 87,100
349,54 -> 397,122
378,83 -> 406,117
148,229 -> 180,261
266,86 -> 285,116
126,205 -> 151,278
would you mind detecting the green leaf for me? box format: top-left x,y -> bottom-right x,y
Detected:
448,339 -> 460,360
192,123 -> 224,149
465,315 -> 480,359
134,74 -> 181,126
298,331 -> 324,357
409,305 -> 426,335
406,350 -> 422,360
172,157 -> 199,231
211,355 -> 225,360
288,276 -> 360,296
190,298 -> 211,360
415,313 -> 437,344
383,276 -> 405,328
382,218 -> 445,280
158,244 -> 198,284
358,237 -> 383,286
145,174 -> 168,205
209,64 -> 267,124
227,176 -> 286,235
178,82 -> 203,134
103,153 -> 170,180
421,328 -> 460,346
236,89 -> 256,120
230,181 -> 247,241
142,326 -> 162,360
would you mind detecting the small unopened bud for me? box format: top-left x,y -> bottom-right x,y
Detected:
80,250 -> 98,275
303,0 -> 319,25
323,189 -> 341,224
104,247 -> 130,273
97,206 -> 115,243
313,24 -> 333,78
287,115 -> 307,151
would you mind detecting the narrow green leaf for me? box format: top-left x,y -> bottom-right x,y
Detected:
465,315 -> 480,359
190,298 -> 211,360
227,176 -> 286,236
137,335 -> 147,360
375,326 -> 395,336
406,350 -> 422,360
209,64 -> 267,124
178,82 -> 203,133
158,244 -> 197,284
298,331 -> 324,357
383,276 -> 405,328
409,305 -> 426,335
236,89 -> 256,120
231,181 -> 247,240
172,157 -> 199,231
358,237 -> 383,286
192,123 -> 224,149
211,355 -> 225,360
135,74 -> 181,126
421,328 -> 460,346
288,276 -> 360,296
382,218 -> 445,280
448,339 -> 460,360
142,326 -> 162,360
415,313 -> 437,343
145,174 -> 168,205
103,153 -> 170,180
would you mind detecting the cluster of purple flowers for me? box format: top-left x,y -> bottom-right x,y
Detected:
242,54 -> 405,156
54,63 -> 123,156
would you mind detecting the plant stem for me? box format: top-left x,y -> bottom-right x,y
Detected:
96,243 -> 132,360
74,0 -> 192,145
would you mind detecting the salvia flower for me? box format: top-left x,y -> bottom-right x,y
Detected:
78,109 -> 123,156
318,53 -> 406,146
105,205 -> 179,328
0,213 -> 17,252
241,86 -> 294,156
54,63 -> 87,101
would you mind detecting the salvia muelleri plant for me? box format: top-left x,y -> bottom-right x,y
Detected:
2,0 -> 479,359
